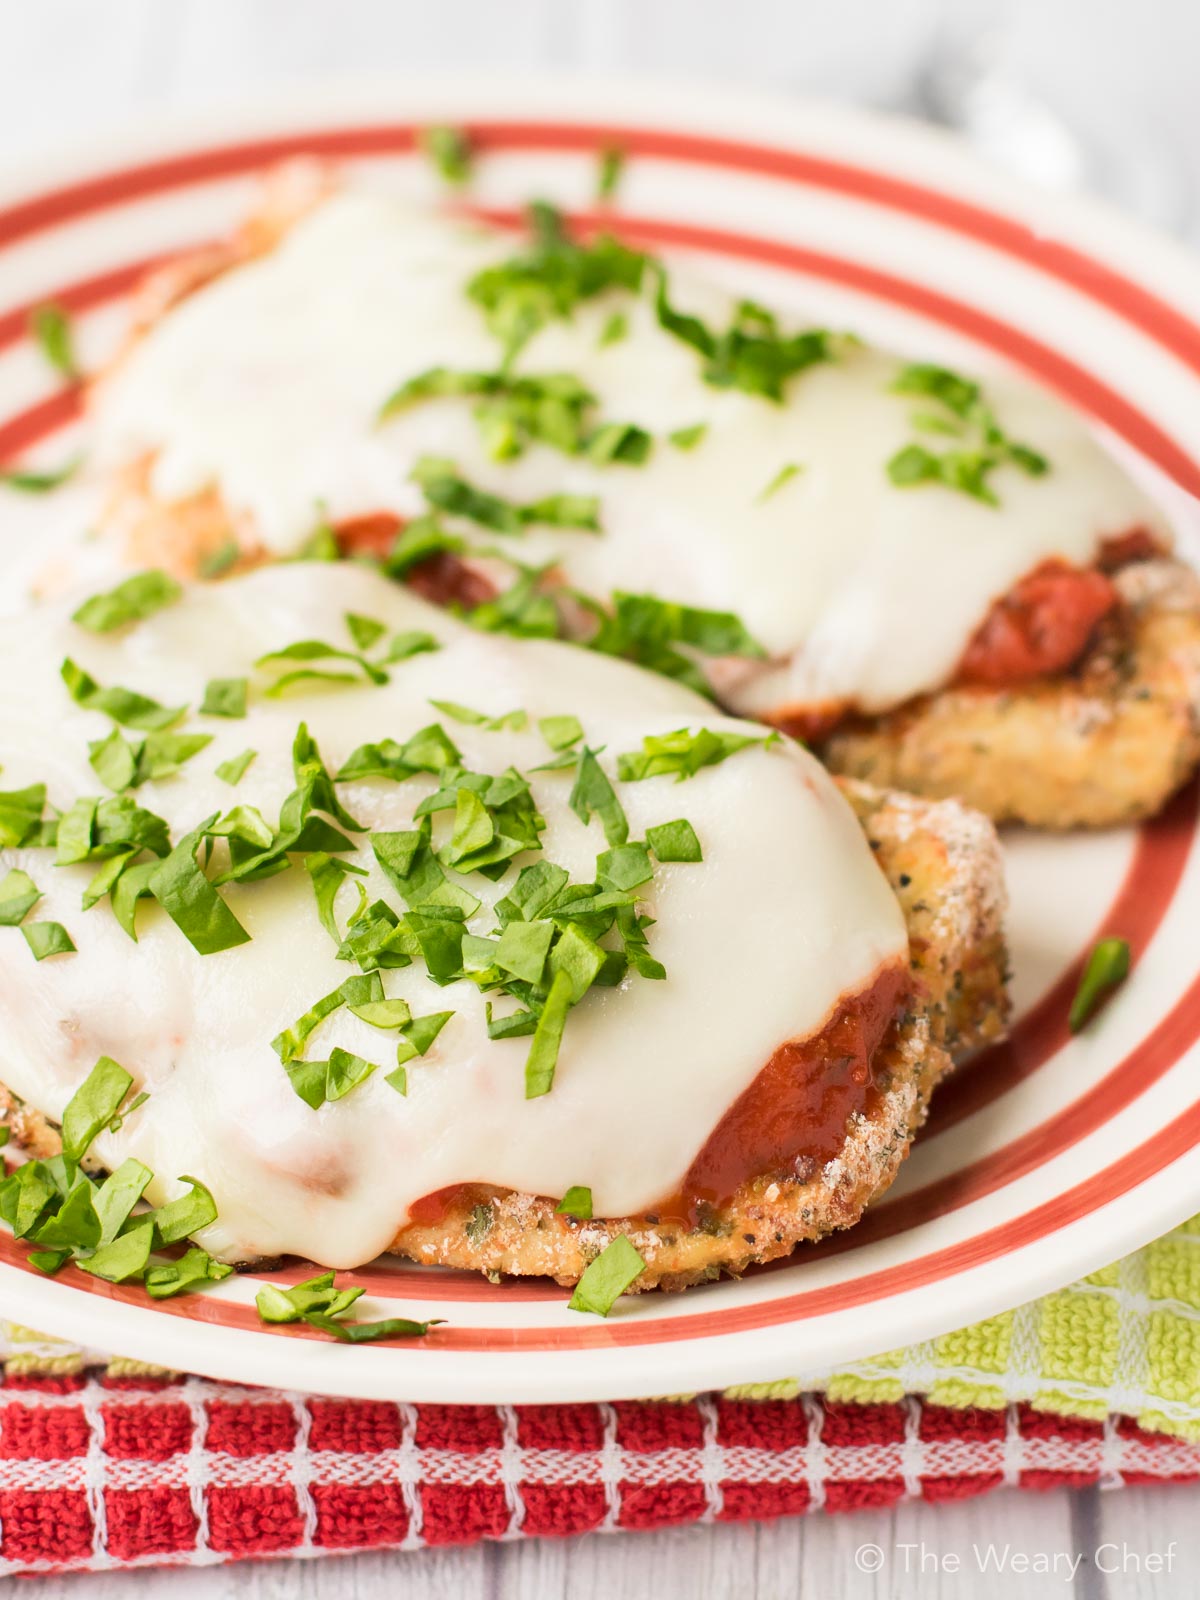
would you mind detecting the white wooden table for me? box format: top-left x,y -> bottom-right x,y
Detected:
6,1 -> 1200,1592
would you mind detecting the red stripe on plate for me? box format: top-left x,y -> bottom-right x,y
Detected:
0,120 -> 1198,379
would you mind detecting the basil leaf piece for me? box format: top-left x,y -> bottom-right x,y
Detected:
0,783 -> 46,847
598,311 -> 628,348
149,818 -> 251,955
538,714 -> 583,752
758,462 -> 802,502
22,921 -> 75,960
77,1218 -> 154,1283
610,592 -> 766,660
668,422 -> 708,450
886,363 -> 1050,505
646,819 -> 702,862
386,1010 -> 454,1092
28,1250 -> 68,1275
93,1158 -> 153,1244
567,1234 -> 645,1315
327,1048 -> 381,1101
61,1055 -> 133,1162
201,677 -> 248,718
61,658 -> 185,730
382,629 -> 440,663
654,271 -> 838,401
31,302 -> 78,378
272,972 -> 384,1062
303,1312 -> 441,1343
29,1179 -> 100,1251
569,748 -> 628,846
349,998 -> 412,1029
88,728 -> 138,791
0,868 -> 40,925
597,146 -> 625,201
199,538 -> 240,578
547,922 -> 606,1004
429,700 -> 527,731
305,852 -> 369,942
151,1175 -> 218,1245
495,861 -> 569,925
72,570 -> 181,633
616,726 -> 778,782
145,1246 -> 233,1299
524,969 -> 574,1099
420,124 -> 472,186
556,1186 -> 594,1220
412,456 -> 601,535
1069,937 -> 1131,1033
596,843 -> 653,892
495,918 -> 554,984
216,749 -> 257,786
135,731 -> 213,784
1,457 -> 81,493
111,858 -> 160,939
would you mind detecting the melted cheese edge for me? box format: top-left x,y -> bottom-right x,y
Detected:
0,564 -> 907,1267
91,192 -> 1170,717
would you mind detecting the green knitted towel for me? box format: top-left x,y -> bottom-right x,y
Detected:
5,1216 -> 1200,1435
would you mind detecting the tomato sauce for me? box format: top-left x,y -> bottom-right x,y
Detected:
403,962 -> 909,1235
957,558 -> 1117,687
333,513 -> 498,610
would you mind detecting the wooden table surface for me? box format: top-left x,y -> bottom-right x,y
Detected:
6,2 -> 1200,1593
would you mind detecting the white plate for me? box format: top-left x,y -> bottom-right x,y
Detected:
4,77 -> 1200,1403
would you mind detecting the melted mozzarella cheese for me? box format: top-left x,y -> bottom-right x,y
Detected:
0,564 -> 906,1267
92,192 -> 1170,717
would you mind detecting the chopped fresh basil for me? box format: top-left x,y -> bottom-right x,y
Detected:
72,570 -> 181,633
608,592 -> 766,661
412,455 -> 601,534
216,748 -> 257,786
569,747 -> 628,845
421,124 -> 472,186
345,612 -> 387,651
556,1185 -> 593,1220
466,201 -> 646,365
61,1056 -> 134,1163
149,818 -> 251,955
1069,937 -> 1131,1032
598,311 -> 628,348
286,1047 -> 381,1109
272,972 -> 384,1063
538,714 -> 583,752
654,273 -> 838,401
524,968 -> 574,1098
61,658 -> 185,731
429,699 -> 527,731
145,1247 -> 233,1299
617,726 -> 778,782
134,731 -> 213,784
150,1175 -> 218,1245
31,302 -> 78,379
88,729 -> 137,792
0,868 -> 40,925
597,147 -> 625,201
306,1313 -> 441,1342
1,457 -> 81,493
668,422 -> 708,451
758,462 -> 802,502
886,363 -> 1050,505
0,783 -> 46,847
646,819 -> 702,862
198,538 -> 239,578
567,1234 -> 645,1315
0,457 -> 81,493
201,677 -> 248,718
386,1009 -> 454,1093
76,1218 -> 154,1283
22,921 -> 75,960
93,1159 -> 153,1244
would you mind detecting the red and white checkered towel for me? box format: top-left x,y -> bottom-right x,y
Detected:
4,1371 -> 1200,1574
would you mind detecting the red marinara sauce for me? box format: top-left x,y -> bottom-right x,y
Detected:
403,962 -> 910,1234
333,513 -> 497,610
956,559 -> 1118,687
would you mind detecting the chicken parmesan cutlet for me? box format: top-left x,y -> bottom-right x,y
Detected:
0,564 -> 1005,1295
79,170 -> 1198,829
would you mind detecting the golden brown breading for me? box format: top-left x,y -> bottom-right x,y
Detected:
820,560 -> 1200,829
0,783 -> 1008,1292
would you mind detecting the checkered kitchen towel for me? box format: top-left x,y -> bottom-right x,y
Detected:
4,1213 -> 1200,1573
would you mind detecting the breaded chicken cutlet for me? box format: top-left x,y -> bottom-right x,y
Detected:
70,169 -> 1198,833
0,564 -> 1007,1295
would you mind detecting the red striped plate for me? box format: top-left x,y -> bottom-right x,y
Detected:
4,80 -> 1200,1403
